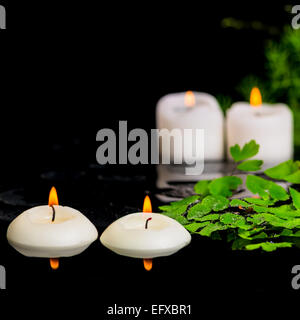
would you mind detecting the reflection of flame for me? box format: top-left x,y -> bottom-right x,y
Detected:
48,186 -> 59,206
143,195 -> 152,213
250,87 -> 262,107
143,259 -> 152,271
184,91 -> 195,107
50,258 -> 59,270
142,196 -> 153,271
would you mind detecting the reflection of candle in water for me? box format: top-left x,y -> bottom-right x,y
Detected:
226,87 -> 293,165
7,187 -> 98,269
143,259 -> 153,271
50,258 -> 59,270
100,196 -> 191,271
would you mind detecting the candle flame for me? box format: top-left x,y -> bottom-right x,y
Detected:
143,195 -> 152,213
143,259 -> 153,271
184,91 -> 195,107
49,188 -> 59,269
50,258 -> 59,270
48,186 -> 59,206
142,196 -> 153,271
250,87 -> 262,107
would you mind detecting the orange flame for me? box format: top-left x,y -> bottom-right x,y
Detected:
50,258 -> 59,270
143,259 -> 152,271
48,188 -> 60,270
143,195 -> 152,213
142,196 -> 153,271
48,186 -> 59,206
184,91 -> 195,107
250,87 -> 262,107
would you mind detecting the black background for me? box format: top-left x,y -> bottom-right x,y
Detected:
0,1 -> 299,314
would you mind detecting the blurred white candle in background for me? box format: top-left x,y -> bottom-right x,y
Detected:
226,87 -> 293,165
156,91 -> 224,163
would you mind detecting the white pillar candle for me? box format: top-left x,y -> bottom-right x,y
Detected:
156,91 -> 224,163
100,212 -> 191,259
226,88 -> 293,164
7,188 -> 98,258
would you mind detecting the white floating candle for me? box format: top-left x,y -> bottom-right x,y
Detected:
226,87 -> 293,164
100,196 -> 191,270
7,187 -> 98,260
156,91 -> 224,163
100,212 -> 191,259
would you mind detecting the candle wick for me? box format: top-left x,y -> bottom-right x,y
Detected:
50,205 -> 56,222
145,217 -> 152,229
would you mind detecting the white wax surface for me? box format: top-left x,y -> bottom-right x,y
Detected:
156,92 -> 224,162
100,212 -> 191,259
226,102 -> 293,164
7,205 -> 98,258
